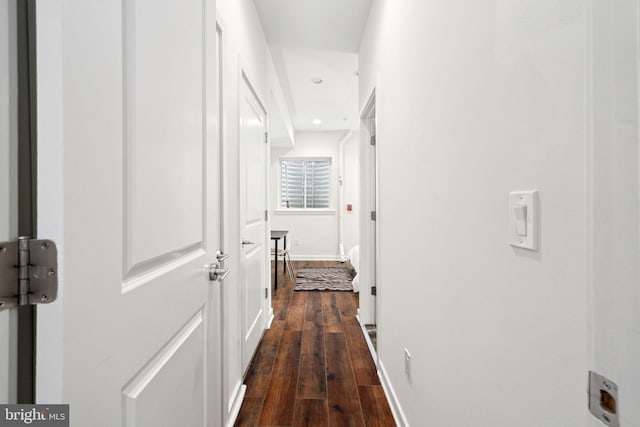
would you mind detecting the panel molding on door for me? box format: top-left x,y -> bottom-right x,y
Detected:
122,0 -> 207,291
122,310 -> 206,427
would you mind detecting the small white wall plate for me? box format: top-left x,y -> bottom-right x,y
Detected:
509,190 -> 538,251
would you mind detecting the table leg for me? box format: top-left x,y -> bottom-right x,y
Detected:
283,235 -> 287,273
274,239 -> 279,290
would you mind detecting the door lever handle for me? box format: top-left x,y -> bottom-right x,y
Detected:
212,267 -> 231,281
204,263 -> 231,281
216,250 -> 230,262
241,240 -> 255,246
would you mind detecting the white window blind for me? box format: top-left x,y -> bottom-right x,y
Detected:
281,158 -> 331,209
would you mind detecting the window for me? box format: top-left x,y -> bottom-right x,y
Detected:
280,158 -> 332,209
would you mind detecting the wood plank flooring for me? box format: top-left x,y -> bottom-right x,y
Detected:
235,260 -> 396,427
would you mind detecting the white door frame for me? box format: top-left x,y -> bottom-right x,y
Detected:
34,0 -> 64,402
585,3 -> 640,425
216,17 -> 237,427
217,18 -> 249,427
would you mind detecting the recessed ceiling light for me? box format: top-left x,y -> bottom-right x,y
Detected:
311,77 -> 323,84
312,118 -> 322,125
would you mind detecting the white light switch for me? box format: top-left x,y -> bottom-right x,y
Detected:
509,191 -> 538,251
514,204 -> 527,236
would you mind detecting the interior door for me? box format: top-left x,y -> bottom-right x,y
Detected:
359,92 -> 378,338
239,72 -> 268,372
36,0 -> 221,425
370,114 -> 377,327
0,0 -> 18,405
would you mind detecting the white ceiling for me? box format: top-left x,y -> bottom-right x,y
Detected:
253,0 -> 372,131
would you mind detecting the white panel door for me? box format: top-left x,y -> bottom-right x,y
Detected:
359,93 -> 377,329
0,0 -> 18,405
36,0 -> 221,425
239,73 -> 268,372
369,117 -> 377,326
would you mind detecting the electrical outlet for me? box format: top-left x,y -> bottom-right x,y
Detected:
404,348 -> 411,382
294,239 -> 300,247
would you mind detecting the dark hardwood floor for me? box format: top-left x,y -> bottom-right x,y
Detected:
235,260 -> 396,427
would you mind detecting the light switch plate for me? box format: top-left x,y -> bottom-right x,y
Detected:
509,191 -> 538,251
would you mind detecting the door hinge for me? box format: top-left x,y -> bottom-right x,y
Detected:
370,211 -> 377,221
265,288 -> 268,299
371,286 -> 377,296
265,132 -> 268,144
265,210 -> 269,221
0,237 -> 58,312
370,135 -> 376,146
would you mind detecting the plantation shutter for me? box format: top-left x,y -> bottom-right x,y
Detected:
280,158 -> 331,209
305,160 -> 331,208
281,159 -> 305,208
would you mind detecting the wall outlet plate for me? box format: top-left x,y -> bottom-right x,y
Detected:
509,191 -> 538,251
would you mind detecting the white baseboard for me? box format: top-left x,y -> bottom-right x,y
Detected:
378,360 -> 410,427
358,320 -> 378,363
266,309 -> 274,329
288,254 -> 343,261
225,383 -> 247,427
356,320 -> 406,426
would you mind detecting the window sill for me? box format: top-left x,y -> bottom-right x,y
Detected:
274,209 -> 336,216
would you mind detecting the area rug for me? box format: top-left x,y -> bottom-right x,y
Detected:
295,267 -> 354,291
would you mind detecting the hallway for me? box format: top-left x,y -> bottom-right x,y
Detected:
235,261 -> 395,426
3,0 -> 640,425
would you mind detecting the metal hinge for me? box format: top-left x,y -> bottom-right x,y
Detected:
265,132 -> 268,144
370,135 -> 376,146
371,286 -> 377,296
265,210 -> 268,221
0,237 -> 58,312
370,211 -> 377,221
265,288 -> 268,299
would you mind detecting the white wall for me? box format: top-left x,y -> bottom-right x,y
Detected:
360,1 -> 589,426
343,132 -> 360,255
270,131 -> 359,260
266,50 -> 295,148
216,0 -> 293,424
589,1 -> 640,426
